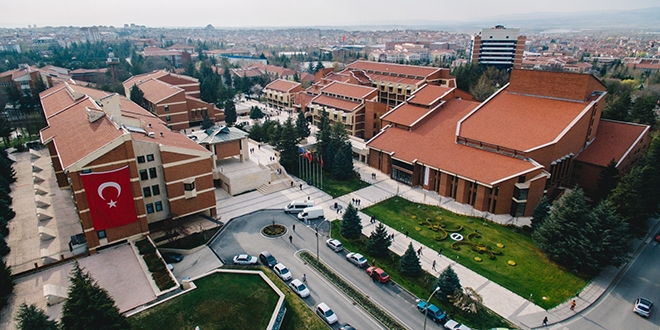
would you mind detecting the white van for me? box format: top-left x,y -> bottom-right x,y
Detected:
298,206 -> 324,221
284,200 -> 314,214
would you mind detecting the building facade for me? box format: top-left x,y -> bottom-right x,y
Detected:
263,79 -> 303,110
469,25 -> 526,69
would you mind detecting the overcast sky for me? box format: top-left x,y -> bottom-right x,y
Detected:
1,0 -> 657,28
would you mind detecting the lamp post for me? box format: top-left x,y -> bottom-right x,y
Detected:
423,286 -> 441,330
315,218 -> 330,261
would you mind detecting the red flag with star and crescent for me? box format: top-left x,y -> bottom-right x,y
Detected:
80,166 -> 138,231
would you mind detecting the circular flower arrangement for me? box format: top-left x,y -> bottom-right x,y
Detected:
507,260 -> 516,266
496,243 -> 504,248
474,257 -> 482,262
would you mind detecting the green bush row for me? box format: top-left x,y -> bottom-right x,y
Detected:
300,251 -> 405,330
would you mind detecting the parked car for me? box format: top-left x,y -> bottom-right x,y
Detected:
338,324 -> 356,330
444,319 -> 472,330
346,252 -> 368,267
316,302 -> 338,325
232,254 -> 258,265
417,300 -> 446,323
633,297 -> 653,317
326,238 -> 343,252
161,252 -> 184,263
259,251 -> 278,268
654,232 -> 660,242
288,279 -> 310,298
273,263 -> 292,281
366,266 -> 390,283
297,206 -> 324,221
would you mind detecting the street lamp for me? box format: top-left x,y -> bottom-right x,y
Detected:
315,218 -> 330,261
423,286 -> 441,330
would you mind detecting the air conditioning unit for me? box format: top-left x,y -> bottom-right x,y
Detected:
147,132 -> 155,138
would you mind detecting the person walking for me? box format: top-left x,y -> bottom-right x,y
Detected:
299,183 -> 303,190
302,273 -> 307,283
542,316 -> 548,326
289,235 -> 293,243
405,230 -> 409,238
570,299 -> 576,310
432,260 -> 437,270
371,259 -> 376,267
292,224 -> 296,232
417,247 -> 423,256
438,248 -> 443,256
391,233 -> 395,242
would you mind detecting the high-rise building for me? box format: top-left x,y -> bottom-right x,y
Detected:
469,25 -> 526,69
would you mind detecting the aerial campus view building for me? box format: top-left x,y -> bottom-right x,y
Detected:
469,25 -> 526,69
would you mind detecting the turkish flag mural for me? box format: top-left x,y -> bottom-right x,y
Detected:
80,166 -> 138,231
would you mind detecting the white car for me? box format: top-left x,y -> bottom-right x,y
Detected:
232,254 -> 258,265
346,252 -> 368,267
444,319 -> 472,330
316,302 -> 338,325
288,279 -> 310,298
633,297 -> 653,317
273,263 -> 292,281
326,238 -> 343,252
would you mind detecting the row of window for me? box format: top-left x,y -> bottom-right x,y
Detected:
143,184 -> 161,197
146,201 -> 163,214
139,167 -> 158,180
137,154 -> 155,163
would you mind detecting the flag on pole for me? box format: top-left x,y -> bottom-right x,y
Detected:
80,166 -> 138,231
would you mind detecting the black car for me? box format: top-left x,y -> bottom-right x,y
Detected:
162,252 -> 184,263
259,251 -> 278,268
339,324 -> 356,330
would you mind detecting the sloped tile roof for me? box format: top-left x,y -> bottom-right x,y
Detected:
264,79 -> 301,93
575,119 -> 649,167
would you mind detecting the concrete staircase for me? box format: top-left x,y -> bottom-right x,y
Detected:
257,163 -> 294,195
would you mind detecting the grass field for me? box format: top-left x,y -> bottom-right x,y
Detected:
359,196 -> 589,310
299,169 -> 369,198
129,272 -> 279,329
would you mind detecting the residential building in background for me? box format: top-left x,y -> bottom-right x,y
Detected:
469,25 -> 526,69
263,79 -> 303,110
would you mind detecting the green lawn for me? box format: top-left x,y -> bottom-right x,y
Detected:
129,272 -> 279,330
359,196 -> 589,310
299,169 -> 369,198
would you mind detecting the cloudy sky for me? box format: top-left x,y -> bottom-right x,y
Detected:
1,0 -> 657,28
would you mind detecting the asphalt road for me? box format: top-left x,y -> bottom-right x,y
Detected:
551,237 -> 660,330
209,210 -> 444,330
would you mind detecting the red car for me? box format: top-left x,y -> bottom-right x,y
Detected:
654,232 -> 660,242
366,266 -> 390,283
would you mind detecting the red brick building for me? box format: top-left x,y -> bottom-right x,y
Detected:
263,79 -> 303,110
39,82 -> 216,253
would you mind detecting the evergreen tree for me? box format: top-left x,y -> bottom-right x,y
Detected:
332,141 -> 354,180
0,259 -> 13,310
249,106 -> 264,119
0,232 -> 9,256
366,222 -> 392,257
266,121 -> 281,146
61,262 -> 130,330
602,92 -> 631,121
630,95 -> 658,127
399,243 -> 422,277
223,99 -> 237,126
469,74 -> 495,101
276,118 -> 300,173
15,303 -> 59,330
248,121 -> 264,142
295,111 -> 310,140
608,166 -> 649,233
129,84 -> 145,108
586,200 -> 630,270
0,116 -> 12,147
594,159 -> 619,202
340,204 -> 362,239
0,199 -> 15,223
200,115 -> 214,130
435,266 -> 462,301
531,196 -> 550,232
0,154 -> 16,183
315,109 -> 331,168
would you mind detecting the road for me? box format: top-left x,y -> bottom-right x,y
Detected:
209,210 -> 442,330
550,237 -> 660,330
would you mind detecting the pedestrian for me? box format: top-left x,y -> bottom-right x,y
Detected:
299,183 -> 303,190
307,196 -> 310,200
405,230 -> 409,238
371,259 -> 376,267
391,233 -> 395,241
438,248 -> 443,256
292,224 -> 296,232
432,260 -> 436,270
417,247 -> 423,256
302,273 -> 307,283
291,181 -> 294,187
449,310 -> 455,320
542,316 -> 548,326
351,198 -> 355,204
289,235 -> 293,243
570,300 -> 576,311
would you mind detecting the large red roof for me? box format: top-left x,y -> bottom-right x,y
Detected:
575,120 -> 649,167
311,94 -> 361,112
381,103 -> 437,127
264,79 -> 301,93
345,60 -> 442,78
320,81 -> 376,100
408,85 -> 453,106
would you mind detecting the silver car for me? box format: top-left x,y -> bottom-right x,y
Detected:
633,297 -> 653,317
346,252 -> 368,267
232,254 -> 258,265
289,279 -> 310,298
326,238 -> 343,252
273,263 -> 292,281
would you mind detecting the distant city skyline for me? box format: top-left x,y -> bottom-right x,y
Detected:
1,0 -> 658,29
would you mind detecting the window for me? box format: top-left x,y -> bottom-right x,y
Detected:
166,115 -> 171,122
139,169 -> 148,181
81,169 -> 92,174
151,185 -> 160,196
143,187 -> 151,197
97,230 -> 106,239
137,156 -> 145,163
146,203 -> 154,214
164,105 -> 169,112
148,167 -> 157,179
184,181 -> 196,191
155,201 -> 163,212
146,154 -> 154,162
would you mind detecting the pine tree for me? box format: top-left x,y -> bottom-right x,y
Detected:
0,116 -> 12,147
435,266 -> 462,301
248,121 -> 264,142
129,84 -> 145,108
315,109 -> 331,168
0,259 -> 13,310
200,115 -> 214,130
340,204 -> 362,239
530,196 -> 550,232
399,243 -> 422,277
593,159 -> 620,203
0,232 -> 9,256
223,100 -> 237,126
608,166 -> 649,233
585,200 -> 630,271
630,95 -> 658,127
0,199 -> 15,223
249,106 -> 264,119
603,92 -> 631,121
366,222 -> 392,257
0,216 -> 8,237
276,117 -> 300,173
61,262 -> 130,330
15,303 -> 59,330
332,142 -> 354,180
295,111 -> 310,140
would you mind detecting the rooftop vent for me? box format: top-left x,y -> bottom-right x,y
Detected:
147,132 -> 155,138
160,132 -> 164,137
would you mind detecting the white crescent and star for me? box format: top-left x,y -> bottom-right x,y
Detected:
98,182 -> 121,208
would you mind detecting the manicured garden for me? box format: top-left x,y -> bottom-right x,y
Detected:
359,196 -> 589,309
129,272 -> 279,329
299,169 -> 369,198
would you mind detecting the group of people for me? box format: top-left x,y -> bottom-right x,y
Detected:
351,198 -> 362,206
